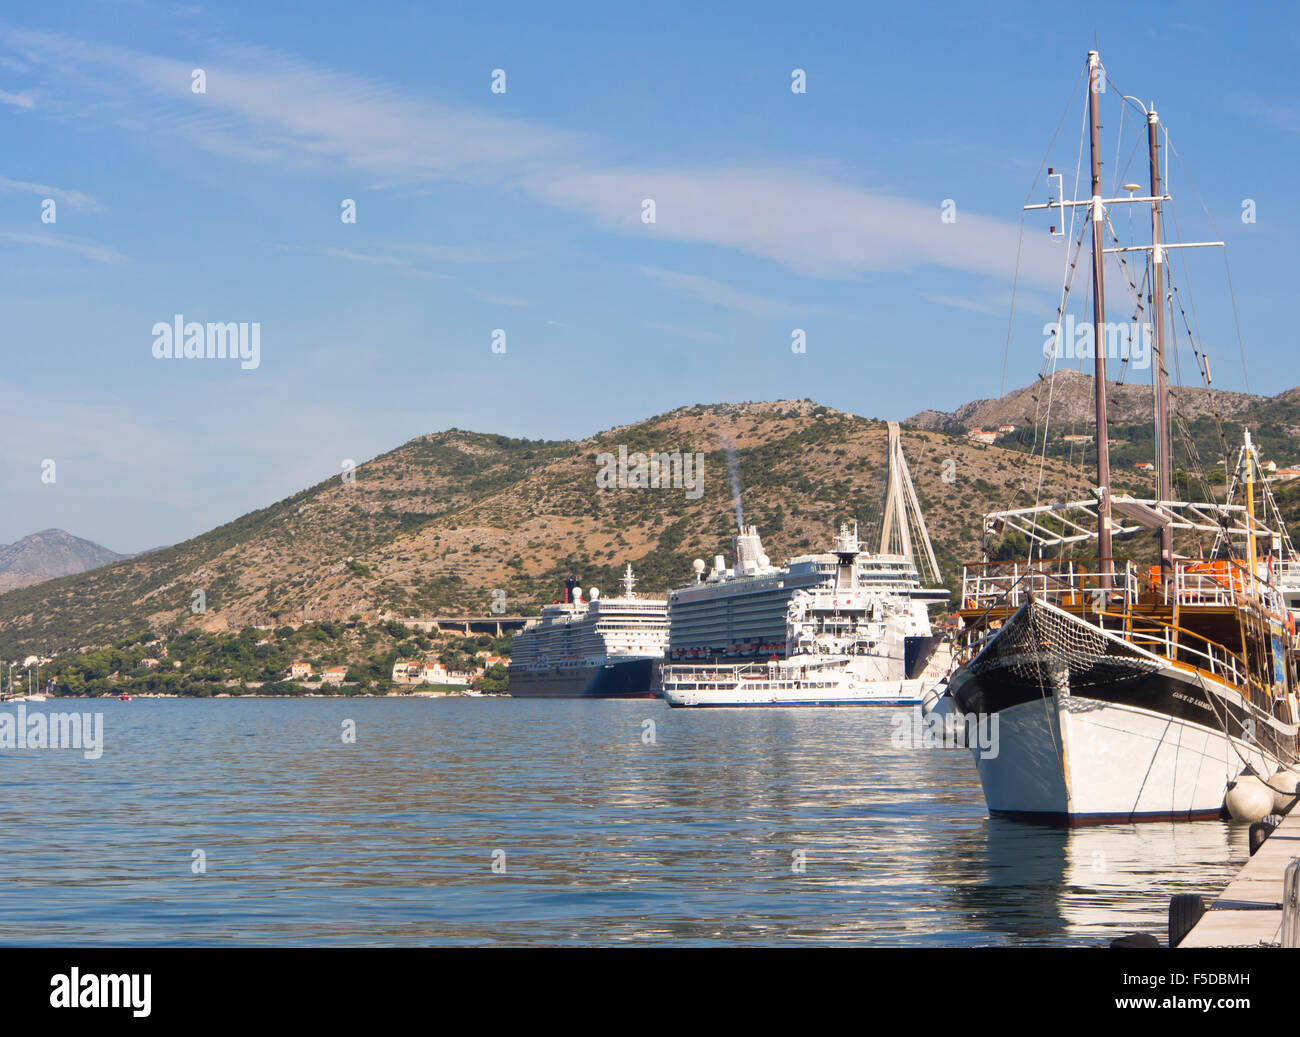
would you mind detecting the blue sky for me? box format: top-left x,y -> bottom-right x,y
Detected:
1,0 -> 1296,552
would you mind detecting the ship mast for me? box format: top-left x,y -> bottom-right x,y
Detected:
1088,50 -> 1114,589
1148,108 -> 1174,574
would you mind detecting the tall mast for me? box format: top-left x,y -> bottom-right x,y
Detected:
1244,429 -> 1257,587
1148,108 -> 1173,574
1088,51 -> 1114,587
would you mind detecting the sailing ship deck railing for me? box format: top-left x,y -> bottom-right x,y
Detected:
1102,608 -> 1283,705
963,556 -> 1287,616
961,559 -> 1139,612
1114,617 -> 1249,690
1156,557 -> 1262,610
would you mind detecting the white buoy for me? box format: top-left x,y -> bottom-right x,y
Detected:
1225,775 -> 1274,822
1270,768 -> 1300,813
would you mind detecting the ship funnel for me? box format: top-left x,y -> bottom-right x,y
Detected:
833,521 -> 861,591
733,524 -> 766,575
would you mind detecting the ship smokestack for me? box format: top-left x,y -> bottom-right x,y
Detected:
733,525 -> 766,575
833,521 -> 861,591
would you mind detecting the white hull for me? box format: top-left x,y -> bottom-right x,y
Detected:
662,674 -> 937,708
975,692 -> 1277,821
951,598 -> 1297,822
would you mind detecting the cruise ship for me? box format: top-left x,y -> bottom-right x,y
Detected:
664,523 -> 945,670
507,565 -> 668,698
660,423 -> 951,707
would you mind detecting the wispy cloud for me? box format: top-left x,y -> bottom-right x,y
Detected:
649,321 -> 722,343
917,291 -> 1011,317
0,25 -> 1061,287
0,229 -> 123,262
473,292 -> 528,308
0,174 -> 99,209
272,242 -> 448,278
638,265 -> 785,315
0,87 -> 35,109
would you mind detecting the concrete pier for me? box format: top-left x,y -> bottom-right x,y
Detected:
1179,814 -> 1300,948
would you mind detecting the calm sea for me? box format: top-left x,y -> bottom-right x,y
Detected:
0,698 -> 1249,946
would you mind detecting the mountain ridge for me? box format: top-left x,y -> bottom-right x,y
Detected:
2,384 -> 1296,658
0,529 -> 126,594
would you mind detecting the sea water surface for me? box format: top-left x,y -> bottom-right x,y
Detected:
0,697 -> 1249,946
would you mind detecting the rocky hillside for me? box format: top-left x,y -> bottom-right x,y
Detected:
6,386 -> 1292,659
0,400 -> 1100,656
906,369 -> 1267,433
0,529 -> 126,594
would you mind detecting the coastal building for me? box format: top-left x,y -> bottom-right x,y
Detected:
289,661 -> 312,679
421,662 -> 470,686
322,666 -> 348,685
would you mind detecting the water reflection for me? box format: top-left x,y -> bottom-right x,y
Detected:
0,698 -> 1248,945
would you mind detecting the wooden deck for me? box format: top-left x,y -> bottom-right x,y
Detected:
1179,814 -> 1300,948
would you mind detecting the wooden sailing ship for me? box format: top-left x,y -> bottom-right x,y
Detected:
947,50 -> 1300,822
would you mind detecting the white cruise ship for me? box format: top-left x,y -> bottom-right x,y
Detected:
508,565 -> 668,698
661,423 -> 951,707
661,522 -> 948,706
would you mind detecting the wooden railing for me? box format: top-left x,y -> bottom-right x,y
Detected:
961,558 -> 1139,612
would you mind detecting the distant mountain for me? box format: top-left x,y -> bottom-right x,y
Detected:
905,369 -> 1267,433
0,529 -> 126,593
905,371 -> 1300,473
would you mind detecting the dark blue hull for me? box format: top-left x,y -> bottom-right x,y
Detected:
508,658 -> 661,699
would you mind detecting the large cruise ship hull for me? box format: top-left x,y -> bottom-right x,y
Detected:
949,598 -> 1297,824
508,658 -> 660,699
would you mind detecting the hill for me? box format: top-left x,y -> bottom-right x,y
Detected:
0,400 -> 1098,656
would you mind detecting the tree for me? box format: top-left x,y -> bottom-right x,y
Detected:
479,663 -> 509,695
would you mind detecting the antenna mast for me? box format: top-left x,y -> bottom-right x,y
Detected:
1087,51 -> 1114,588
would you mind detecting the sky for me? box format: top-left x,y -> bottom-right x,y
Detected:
1,0 -> 1296,553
